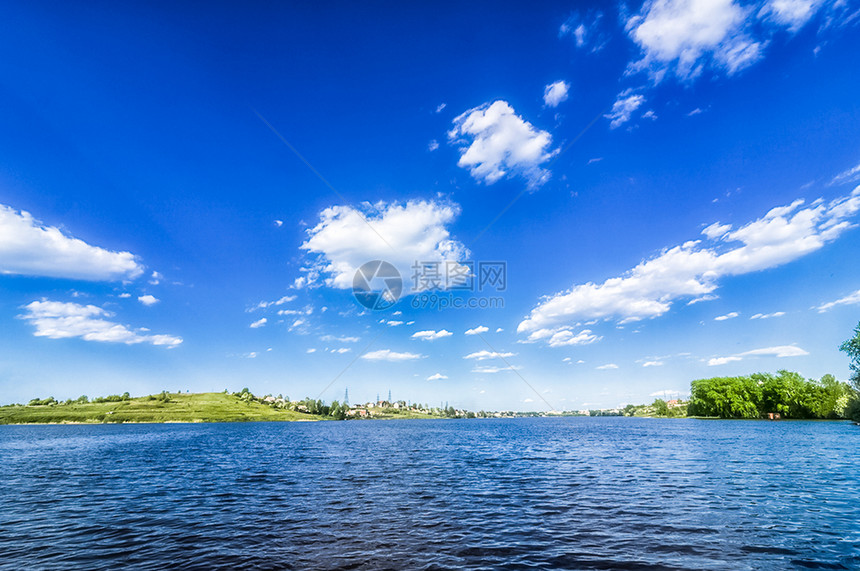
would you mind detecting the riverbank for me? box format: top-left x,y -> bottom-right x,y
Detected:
0,392 -> 324,424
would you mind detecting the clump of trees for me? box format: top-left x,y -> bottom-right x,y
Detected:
92,392 -> 131,403
688,370 -> 855,419
840,322 -> 860,421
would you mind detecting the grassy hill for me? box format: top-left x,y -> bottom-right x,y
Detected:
0,392 -> 323,424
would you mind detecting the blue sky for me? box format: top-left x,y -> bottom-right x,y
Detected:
2,0 -> 860,410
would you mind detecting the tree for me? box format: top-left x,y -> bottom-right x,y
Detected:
652,399 -> 669,417
840,322 -> 860,389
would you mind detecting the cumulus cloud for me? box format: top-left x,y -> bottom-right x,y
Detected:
625,0 -> 835,84
448,100 -> 557,188
20,300 -> 182,347
464,325 -> 489,335
0,204 -> 143,281
597,363 -> 619,370
361,349 -> 424,362
643,361 -> 664,367
464,350 -> 516,361
543,80 -> 570,107
606,93 -> 645,128
138,294 -> 159,306
714,311 -> 739,321
412,329 -> 453,341
816,289 -> 860,313
626,0 -> 763,82
708,345 -> 808,366
300,199 -> 467,294
518,189 -> 860,342
426,373 -> 448,380
250,318 -> 267,328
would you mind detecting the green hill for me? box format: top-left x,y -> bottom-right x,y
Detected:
0,392 -> 323,424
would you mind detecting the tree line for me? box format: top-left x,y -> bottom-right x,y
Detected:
687,322 -> 860,420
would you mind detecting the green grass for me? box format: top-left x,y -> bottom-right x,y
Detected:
0,392 -> 323,424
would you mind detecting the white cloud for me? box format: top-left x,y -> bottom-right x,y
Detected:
559,11 -> 607,50
427,373 -> 448,381
436,103 -> 447,113
708,344 -> 808,366
495,327 -> 503,332
643,361 -> 664,367
0,204 -> 143,281
149,271 -> 162,285
518,189 -> 860,343
649,389 -> 681,397
543,80 -> 570,107
626,0 -> 763,82
464,350 -> 516,360
750,311 -> 785,319
760,0 -> 821,31
274,220 -> 284,227
831,165 -> 860,187
138,294 -> 159,306
412,329 -> 453,341
20,300 -> 182,347
472,365 -> 522,374
251,295 -> 297,311
714,311 -> 739,321
816,289 -> 860,313
118,293 -> 132,298
306,348 -> 317,353
362,349 -> 424,362
702,221 -> 732,239
597,363 -> 619,370
320,335 -> 360,343
687,294 -> 719,305
330,347 -> 351,354
464,325 -> 489,335
522,327 -> 602,347
300,199 -> 467,294
606,93 -> 645,128
385,320 -> 404,327
448,100 -> 557,188
250,318 -> 267,328
277,307 -> 313,316
428,139 -> 439,152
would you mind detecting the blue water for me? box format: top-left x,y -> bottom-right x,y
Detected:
1,418 -> 858,570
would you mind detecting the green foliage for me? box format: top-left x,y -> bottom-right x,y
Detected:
92,393 -> 131,403
840,322 -> 860,389
688,370 -> 856,419
652,399 -> 670,417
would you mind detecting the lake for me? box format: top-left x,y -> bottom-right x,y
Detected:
1,418 -> 857,570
